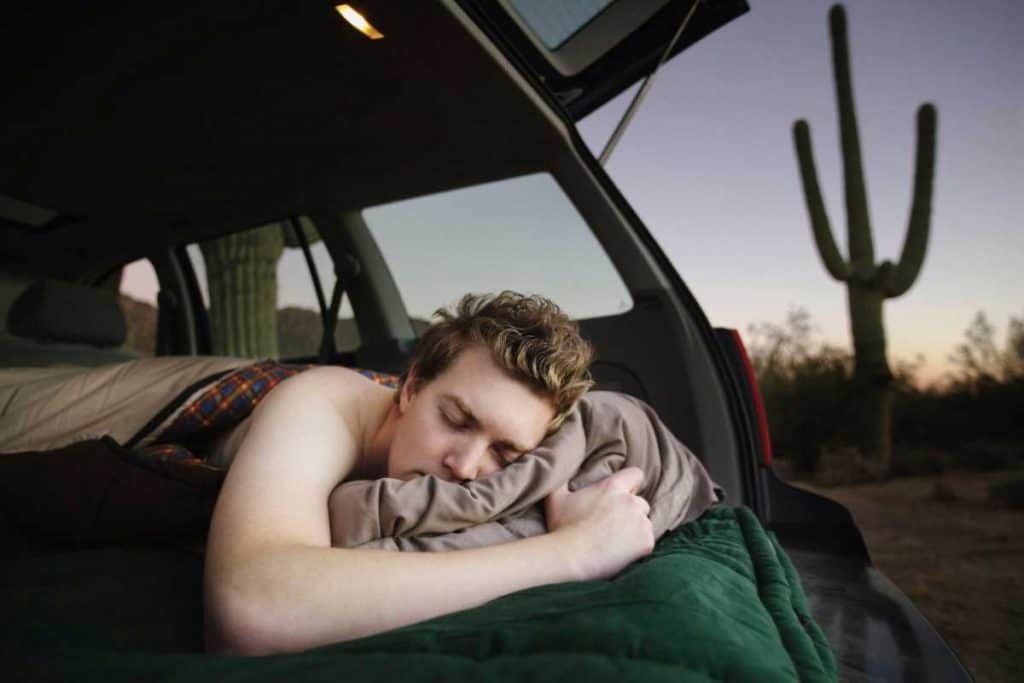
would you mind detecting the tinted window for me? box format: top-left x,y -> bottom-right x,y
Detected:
508,0 -> 616,49
363,173 -> 632,322
187,221 -> 358,359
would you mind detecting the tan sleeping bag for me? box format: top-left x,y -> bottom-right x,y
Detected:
0,356 -> 251,453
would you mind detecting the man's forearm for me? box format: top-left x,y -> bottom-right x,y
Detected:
205,531 -> 582,656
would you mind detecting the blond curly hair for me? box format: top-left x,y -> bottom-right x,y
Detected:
396,291 -> 594,433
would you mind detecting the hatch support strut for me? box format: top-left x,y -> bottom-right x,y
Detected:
598,0 -> 700,165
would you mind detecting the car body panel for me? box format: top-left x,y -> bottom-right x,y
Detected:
791,547 -> 973,682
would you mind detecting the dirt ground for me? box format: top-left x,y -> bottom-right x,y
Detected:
788,470 -> 1023,683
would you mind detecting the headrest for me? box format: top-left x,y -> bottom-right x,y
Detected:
7,280 -> 126,347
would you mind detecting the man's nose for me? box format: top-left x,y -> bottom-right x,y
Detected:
443,442 -> 487,482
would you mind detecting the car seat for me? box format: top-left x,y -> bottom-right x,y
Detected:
0,279 -> 139,368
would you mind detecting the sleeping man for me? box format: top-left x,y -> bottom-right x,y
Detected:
203,291 -> 656,656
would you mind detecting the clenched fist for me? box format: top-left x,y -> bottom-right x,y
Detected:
544,466 -> 655,581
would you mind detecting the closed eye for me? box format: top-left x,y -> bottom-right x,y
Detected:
441,409 -> 470,431
492,446 -> 518,466
441,408 -> 519,466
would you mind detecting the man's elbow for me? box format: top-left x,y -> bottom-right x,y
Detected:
204,581 -> 294,657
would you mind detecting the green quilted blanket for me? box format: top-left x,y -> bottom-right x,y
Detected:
4,506 -> 836,682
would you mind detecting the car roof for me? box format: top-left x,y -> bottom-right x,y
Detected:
0,2 -> 562,280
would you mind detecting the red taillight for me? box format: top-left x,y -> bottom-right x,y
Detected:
727,329 -> 774,467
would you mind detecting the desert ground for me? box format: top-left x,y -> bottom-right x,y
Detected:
788,470 -> 1023,683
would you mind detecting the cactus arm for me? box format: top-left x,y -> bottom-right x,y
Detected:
887,103 -> 937,297
793,120 -> 852,281
829,4 -> 874,269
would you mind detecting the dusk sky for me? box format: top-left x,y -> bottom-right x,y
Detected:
124,0 -> 1022,384
576,0 -> 1022,383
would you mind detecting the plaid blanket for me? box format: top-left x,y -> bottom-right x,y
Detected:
135,361 -> 398,473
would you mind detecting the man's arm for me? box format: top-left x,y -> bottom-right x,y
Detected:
203,368 -> 584,656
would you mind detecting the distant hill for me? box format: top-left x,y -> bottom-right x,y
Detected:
119,294 -> 156,356
118,296 -> 428,359
277,306 -> 361,357
278,307 -> 431,357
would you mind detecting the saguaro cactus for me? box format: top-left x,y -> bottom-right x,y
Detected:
199,220 -> 323,359
792,4 -> 937,472
200,223 -> 286,358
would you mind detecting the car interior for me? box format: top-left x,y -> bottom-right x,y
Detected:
1,3 -> 972,680
0,0 -> 749,504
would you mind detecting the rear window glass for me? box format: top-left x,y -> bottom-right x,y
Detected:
508,0 -> 616,49
363,172 -> 632,322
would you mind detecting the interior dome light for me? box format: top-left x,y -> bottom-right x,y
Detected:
335,4 -> 384,40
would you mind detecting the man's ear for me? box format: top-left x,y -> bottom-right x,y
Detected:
398,366 -> 419,414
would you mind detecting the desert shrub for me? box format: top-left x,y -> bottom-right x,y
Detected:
748,308 -> 1024,475
813,446 -> 887,486
952,440 -> 1023,472
119,294 -> 157,356
892,381 -> 1024,451
893,311 -> 1024,451
746,309 -> 855,473
948,311 -> 1024,389
930,477 -> 960,502
989,473 -> 1024,509
890,446 -> 954,476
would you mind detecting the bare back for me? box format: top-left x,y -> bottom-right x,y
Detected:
203,367 -> 388,645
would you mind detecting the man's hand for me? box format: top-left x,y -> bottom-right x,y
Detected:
544,466 -> 655,581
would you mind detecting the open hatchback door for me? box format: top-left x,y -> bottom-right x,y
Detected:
459,0 -> 749,119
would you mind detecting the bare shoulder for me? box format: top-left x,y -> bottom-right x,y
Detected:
286,365 -> 392,436
205,365 -> 382,560
291,364 -> 384,404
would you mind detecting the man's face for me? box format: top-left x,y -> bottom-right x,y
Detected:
387,345 -> 556,482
